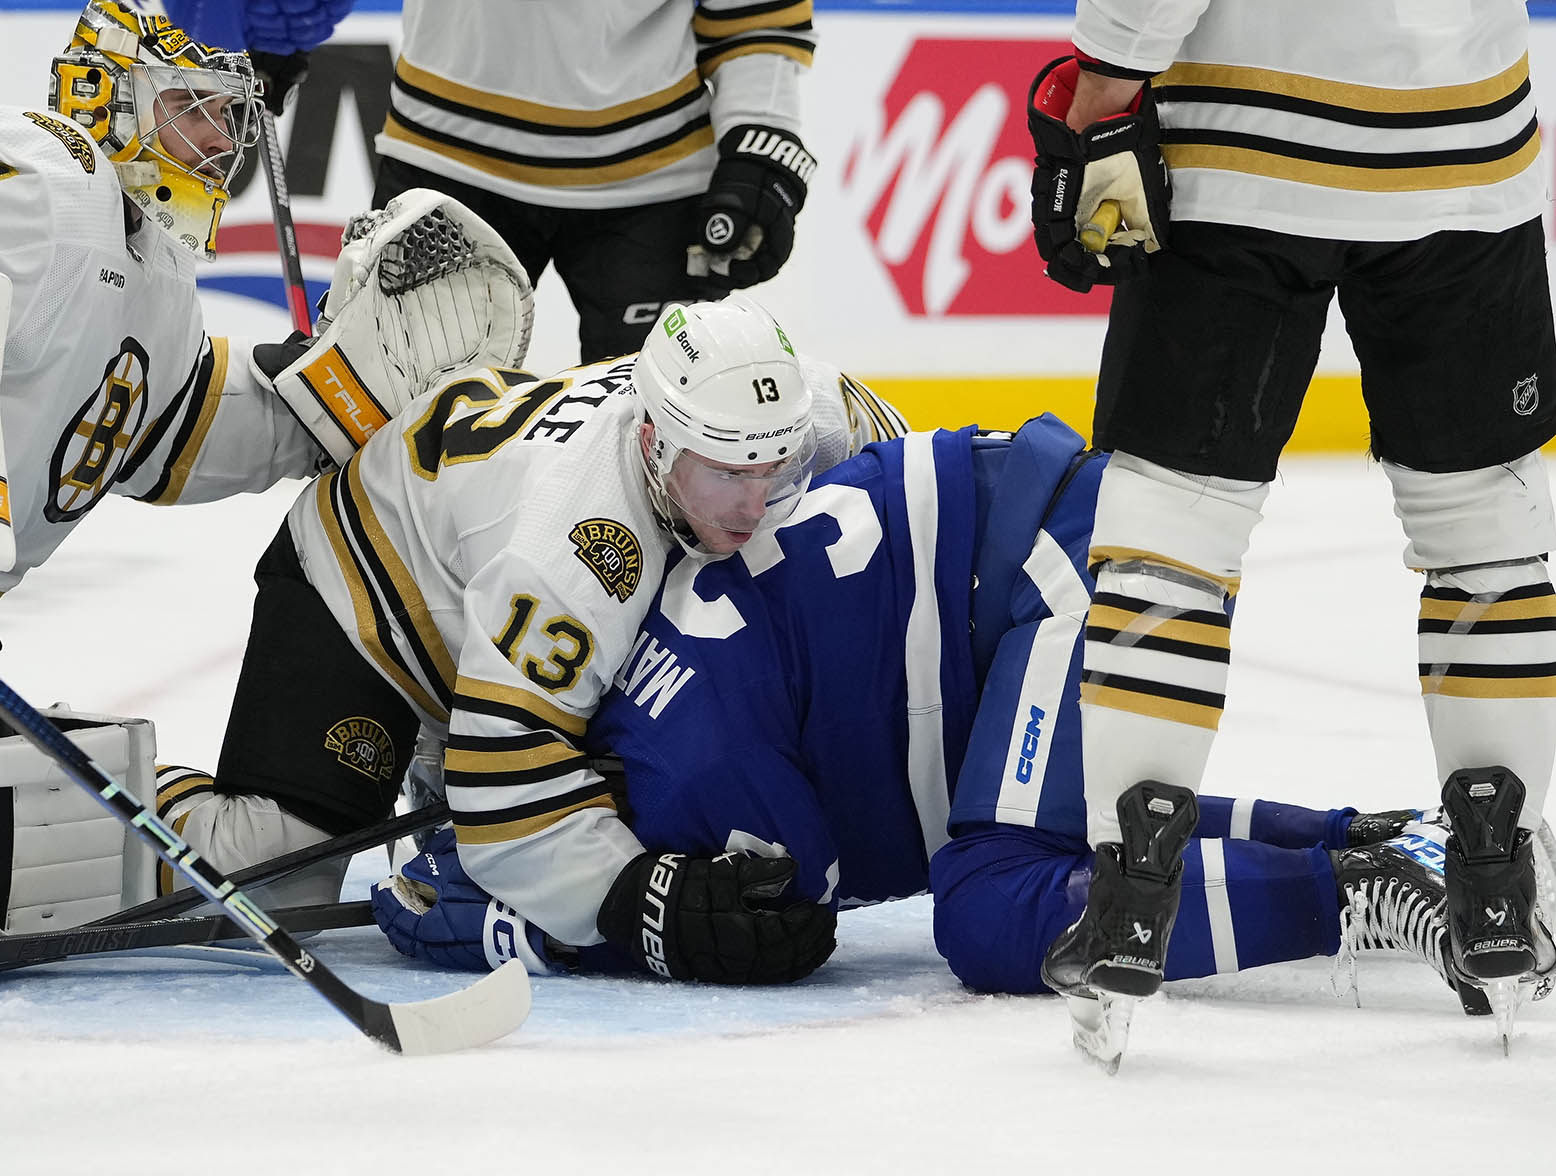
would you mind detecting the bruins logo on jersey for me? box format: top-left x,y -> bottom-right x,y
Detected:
47,339 -> 151,524
324,716 -> 397,783
570,518 -> 643,603
23,111 -> 96,174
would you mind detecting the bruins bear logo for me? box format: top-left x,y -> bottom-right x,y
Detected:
324,716 -> 396,783
570,518 -> 643,602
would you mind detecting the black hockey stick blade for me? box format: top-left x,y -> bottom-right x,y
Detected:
0,901 -> 376,971
96,800 -> 451,926
0,676 -> 530,1055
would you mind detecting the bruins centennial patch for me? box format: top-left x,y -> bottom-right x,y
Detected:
23,111 -> 96,174
324,716 -> 397,783
570,518 -> 643,602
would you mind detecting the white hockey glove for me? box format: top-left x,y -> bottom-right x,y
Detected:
262,188 -> 535,465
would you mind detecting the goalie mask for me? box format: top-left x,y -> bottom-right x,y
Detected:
48,0 -> 262,260
634,296 -> 817,553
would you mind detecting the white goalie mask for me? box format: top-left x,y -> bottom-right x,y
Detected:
633,296 -> 817,551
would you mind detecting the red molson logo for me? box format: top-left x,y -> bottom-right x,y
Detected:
842,38 -> 1112,317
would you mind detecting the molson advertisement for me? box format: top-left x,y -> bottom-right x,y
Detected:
5,1 -> 1556,444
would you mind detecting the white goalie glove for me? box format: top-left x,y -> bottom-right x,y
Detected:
265,188 -> 535,465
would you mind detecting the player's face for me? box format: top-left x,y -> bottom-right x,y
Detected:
667,451 -> 789,553
153,87 -> 238,182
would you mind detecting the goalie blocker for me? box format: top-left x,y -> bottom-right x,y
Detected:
260,188 -> 537,466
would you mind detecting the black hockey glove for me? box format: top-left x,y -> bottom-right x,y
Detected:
250,50 -> 310,116
598,850 -> 837,984
1027,56 -> 1171,293
687,124 -> 816,292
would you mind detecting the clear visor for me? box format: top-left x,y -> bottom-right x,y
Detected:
136,61 -> 261,188
662,428 -> 819,535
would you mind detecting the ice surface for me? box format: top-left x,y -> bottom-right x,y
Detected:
1,459 -> 1550,1174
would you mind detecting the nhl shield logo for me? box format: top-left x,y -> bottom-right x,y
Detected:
324,716 -> 396,782
570,518 -> 644,602
1513,374 -> 1539,417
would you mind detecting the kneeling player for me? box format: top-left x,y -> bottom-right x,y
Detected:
374,418 -> 1554,1018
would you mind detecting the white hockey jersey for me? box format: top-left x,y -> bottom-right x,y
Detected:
376,0 -> 817,209
286,353 -> 904,944
0,107 -> 324,593
1073,0 -> 1546,241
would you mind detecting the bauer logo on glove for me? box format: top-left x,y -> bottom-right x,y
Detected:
1026,56 -> 1171,293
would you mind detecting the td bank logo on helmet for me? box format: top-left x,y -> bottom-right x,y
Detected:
662,308 -> 701,362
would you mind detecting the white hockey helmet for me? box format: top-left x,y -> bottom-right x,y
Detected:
48,1 -> 262,260
634,295 -> 817,543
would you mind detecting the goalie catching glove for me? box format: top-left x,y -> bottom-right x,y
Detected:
1027,56 -> 1171,293
596,849 -> 837,984
259,188 -> 535,465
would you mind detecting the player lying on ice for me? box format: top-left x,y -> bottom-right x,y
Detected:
369,414 -> 1555,1051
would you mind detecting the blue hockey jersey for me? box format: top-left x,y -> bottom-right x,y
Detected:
589,415 -> 1099,908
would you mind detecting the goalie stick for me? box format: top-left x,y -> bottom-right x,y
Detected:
258,108 -> 313,336
0,901 -> 374,971
0,676 -> 529,1055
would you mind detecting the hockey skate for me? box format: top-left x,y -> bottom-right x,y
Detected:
1041,781 -> 1199,1073
1440,767 -> 1556,1053
1345,805 -> 1443,848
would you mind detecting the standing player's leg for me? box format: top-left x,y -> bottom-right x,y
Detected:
1343,219 -> 1556,1041
1042,225 -> 1337,1028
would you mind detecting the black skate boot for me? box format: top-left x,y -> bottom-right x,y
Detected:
1440,766 -> 1556,1051
1041,781 -> 1198,1072
1331,832 -> 1457,1007
1346,805 -> 1442,848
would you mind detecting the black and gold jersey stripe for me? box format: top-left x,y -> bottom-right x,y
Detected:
1156,56 -> 1539,193
694,0 -> 816,76
444,729 -> 587,790
452,781 -> 618,847
314,463 -> 457,722
453,673 -> 589,741
126,335 -> 227,505
840,372 -> 909,445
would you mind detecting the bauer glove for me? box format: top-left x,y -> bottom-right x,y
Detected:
1027,56 -> 1171,293
687,125 -> 816,292
370,826 -> 550,973
597,850 -> 837,984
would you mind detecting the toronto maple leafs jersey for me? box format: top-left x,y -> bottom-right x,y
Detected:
589,415 -> 1101,907
1073,0 -> 1546,240
287,351 -> 901,944
0,107 -> 323,593
377,0 -> 816,210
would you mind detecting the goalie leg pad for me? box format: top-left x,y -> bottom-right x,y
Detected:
2,708 -> 159,933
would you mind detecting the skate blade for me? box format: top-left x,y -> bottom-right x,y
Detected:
1483,978 -> 1523,1056
1065,992 -> 1134,1075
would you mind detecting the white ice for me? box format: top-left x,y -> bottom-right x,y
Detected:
0,457 -> 1551,1174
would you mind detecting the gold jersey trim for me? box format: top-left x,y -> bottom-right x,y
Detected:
454,673 -> 589,738
393,57 -> 705,130
1086,603 -> 1233,651
1157,54 -> 1530,116
1079,680 -> 1225,730
147,336 -> 228,505
693,1 -> 814,39
1088,545 -> 1241,596
382,110 -> 715,188
454,791 -> 616,846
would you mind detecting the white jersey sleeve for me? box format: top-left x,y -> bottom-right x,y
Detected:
0,106 -> 322,591
801,353 -> 909,473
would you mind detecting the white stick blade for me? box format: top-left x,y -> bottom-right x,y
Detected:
388,959 -> 532,1056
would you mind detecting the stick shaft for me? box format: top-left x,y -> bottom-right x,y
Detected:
258,109 -> 312,336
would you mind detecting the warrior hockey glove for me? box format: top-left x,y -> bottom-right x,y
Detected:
1027,56 -> 1171,293
597,850 -> 837,984
370,827 -> 550,973
688,125 -> 816,291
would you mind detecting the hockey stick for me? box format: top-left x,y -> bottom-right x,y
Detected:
0,677 -> 530,1055
0,901 -> 375,972
258,108 -> 313,336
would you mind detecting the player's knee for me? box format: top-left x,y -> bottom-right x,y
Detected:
157,773 -> 344,906
929,825 -> 1087,995
1384,450 -> 1555,571
1091,452 -> 1269,592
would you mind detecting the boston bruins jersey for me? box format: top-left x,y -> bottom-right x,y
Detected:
377,0 -> 817,210
286,352 -> 902,944
1073,0 -> 1545,241
0,107 -> 323,593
